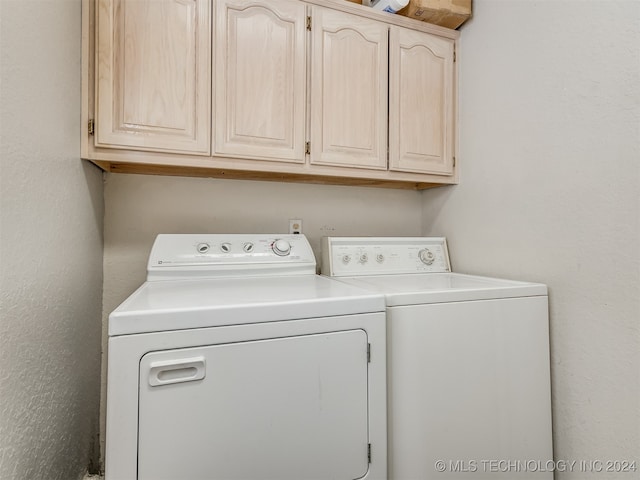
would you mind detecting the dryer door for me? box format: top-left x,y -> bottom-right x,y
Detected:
137,329 -> 370,480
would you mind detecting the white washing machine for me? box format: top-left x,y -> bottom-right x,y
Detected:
106,234 -> 387,480
322,237 -> 554,480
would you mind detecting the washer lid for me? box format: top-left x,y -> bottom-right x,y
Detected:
109,275 -> 385,336
330,273 -> 547,306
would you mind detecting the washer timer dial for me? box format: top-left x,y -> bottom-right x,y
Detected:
418,248 -> 435,265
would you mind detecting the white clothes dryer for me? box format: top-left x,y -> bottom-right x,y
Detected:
106,234 -> 387,480
322,237 -> 553,480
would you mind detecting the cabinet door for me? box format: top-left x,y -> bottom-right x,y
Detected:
389,26 -> 455,175
95,0 -> 210,154
214,0 -> 306,162
310,7 -> 388,170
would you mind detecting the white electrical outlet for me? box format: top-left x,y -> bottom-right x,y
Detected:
289,219 -> 302,235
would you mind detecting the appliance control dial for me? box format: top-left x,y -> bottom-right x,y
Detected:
359,253 -> 368,264
220,242 -> 232,253
418,248 -> 435,265
376,254 -> 384,263
243,242 -> 254,253
342,254 -> 352,264
272,239 -> 291,256
196,243 -> 210,254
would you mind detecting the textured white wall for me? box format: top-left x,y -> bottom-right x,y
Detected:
422,0 -> 640,476
100,173 -> 422,456
0,1 -> 104,479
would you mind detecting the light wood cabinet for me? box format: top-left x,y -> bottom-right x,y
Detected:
84,0 -> 460,189
310,7 -> 388,170
95,0 -> 211,154
389,26 -> 455,175
214,0 -> 306,162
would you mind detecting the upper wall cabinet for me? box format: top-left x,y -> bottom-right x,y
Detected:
310,7 -> 388,170
389,26 -> 455,175
95,0 -> 211,154
84,0 -> 460,189
214,0 -> 307,162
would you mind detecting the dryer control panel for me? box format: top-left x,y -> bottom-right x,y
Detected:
322,237 -> 451,277
147,234 -> 316,280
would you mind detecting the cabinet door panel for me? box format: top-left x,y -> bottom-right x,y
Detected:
215,0 -> 306,162
96,0 -> 211,154
311,7 -> 388,170
389,26 -> 454,175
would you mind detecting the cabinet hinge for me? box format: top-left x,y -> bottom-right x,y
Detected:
453,156 -> 456,167
453,45 -> 456,63
368,443 -> 371,463
88,119 -> 95,136
367,343 -> 371,363
305,141 -> 311,154
306,15 -> 311,31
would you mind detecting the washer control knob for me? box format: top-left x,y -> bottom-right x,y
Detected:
243,242 -> 254,253
272,239 -> 291,256
376,254 -> 384,263
342,254 -> 352,264
418,248 -> 435,265
196,243 -> 210,254
359,253 -> 368,264
220,242 -> 232,253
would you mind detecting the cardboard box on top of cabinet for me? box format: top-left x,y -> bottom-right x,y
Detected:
345,0 -> 363,4
397,0 -> 472,29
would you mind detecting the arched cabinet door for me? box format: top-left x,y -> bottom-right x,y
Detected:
214,0 -> 307,162
310,7 -> 388,170
389,26 -> 455,175
95,0 -> 211,154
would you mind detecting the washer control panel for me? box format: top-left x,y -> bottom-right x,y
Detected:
322,237 -> 451,277
147,234 -> 316,280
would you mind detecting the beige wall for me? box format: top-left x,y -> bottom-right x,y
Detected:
102,174 -> 422,310
0,0 -> 104,479
422,0 -> 640,476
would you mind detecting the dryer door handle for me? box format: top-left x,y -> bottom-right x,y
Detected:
148,356 -> 206,387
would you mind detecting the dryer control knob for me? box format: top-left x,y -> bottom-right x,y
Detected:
196,243 -> 210,254
272,239 -> 291,256
243,242 -> 254,253
418,248 -> 435,265
220,242 -> 232,253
